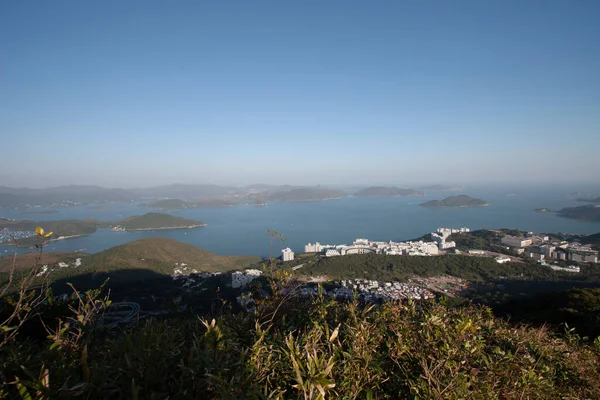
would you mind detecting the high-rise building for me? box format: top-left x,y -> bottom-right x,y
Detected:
281,247 -> 295,262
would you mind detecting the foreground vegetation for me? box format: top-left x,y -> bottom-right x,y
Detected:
2,286 -> 600,399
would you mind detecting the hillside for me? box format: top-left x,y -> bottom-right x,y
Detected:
266,187 -> 345,202
106,213 -> 205,230
3,291 -> 600,398
80,238 -> 260,275
557,204 -> 600,221
353,186 -> 424,197
420,195 -> 489,207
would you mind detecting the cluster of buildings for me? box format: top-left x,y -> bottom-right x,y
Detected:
302,228 -> 471,258
231,269 -> 262,288
0,227 -> 35,245
35,257 -> 83,277
332,279 -> 435,302
501,235 -> 598,263
432,227 -> 469,250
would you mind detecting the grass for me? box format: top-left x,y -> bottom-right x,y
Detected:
2,292 -> 600,399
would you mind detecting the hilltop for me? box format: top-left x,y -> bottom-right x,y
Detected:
420,195 -> 489,207
80,237 -> 261,275
266,187 -> 345,202
353,186 -> 424,198
105,213 -> 204,230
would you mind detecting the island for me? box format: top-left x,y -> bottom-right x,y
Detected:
146,198 -> 236,210
577,197 -> 600,204
353,186 -> 425,198
419,195 -> 489,207
266,187 -> 345,202
106,213 -> 205,231
419,184 -> 464,191
534,208 -> 552,213
557,205 -> 600,221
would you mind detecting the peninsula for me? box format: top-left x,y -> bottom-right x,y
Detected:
354,186 -> 425,198
266,187 -> 345,202
107,213 -> 205,231
420,195 -> 489,207
557,205 -> 600,222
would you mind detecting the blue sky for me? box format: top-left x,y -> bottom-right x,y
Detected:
1,0 -> 598,188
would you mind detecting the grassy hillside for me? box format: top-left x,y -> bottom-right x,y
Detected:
80,237 -> 260,274
3,294 -> 600,398
420,195 -> 489,207
106,212 -> 204,230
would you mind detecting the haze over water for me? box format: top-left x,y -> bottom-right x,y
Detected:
3,185 -> 599,257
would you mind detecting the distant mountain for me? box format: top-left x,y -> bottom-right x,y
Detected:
146,198 -> 236,210
557,205 -> 600,222
419,184 -> 464,191
0,185 -> 138,208
266,187 -> 345,202
420,195 -> 489,207
354,186 -> 424,198
107,213 -> 205,230
577,197 -> 600,204
131,184 -> 238,200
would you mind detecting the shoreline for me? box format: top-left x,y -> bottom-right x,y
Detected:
124,224 -> 206,231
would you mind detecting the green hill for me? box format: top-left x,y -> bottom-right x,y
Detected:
420,195 -> 489,207
353,186 -> 424,197
80,237 -> 261,275
106,213 -> 205,230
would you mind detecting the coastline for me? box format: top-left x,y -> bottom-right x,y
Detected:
124,224 -> 206,231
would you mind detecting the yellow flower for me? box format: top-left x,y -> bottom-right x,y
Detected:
35,227 -> 53,238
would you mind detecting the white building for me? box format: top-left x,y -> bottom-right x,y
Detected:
495,256 -> 511,264
325,249 -> 341,257
281,248 -> 295,262
232,269 -> 262,289
501,235 -> 532,248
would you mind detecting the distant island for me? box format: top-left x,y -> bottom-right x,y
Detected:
107,213 -> 205,231
557,205 -> 600,221
420,195 -> 489,207
146,198 -> 236,210
354,186 -> 425,198
0,213 -> 205,246
419,184 -> 464,191
577,197 -> 600,204
266,187 -> 345,202
534,208 -> 552,213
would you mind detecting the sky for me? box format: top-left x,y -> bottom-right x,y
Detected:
1,0 -> 599,188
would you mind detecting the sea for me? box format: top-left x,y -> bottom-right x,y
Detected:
2,185 -> 600,257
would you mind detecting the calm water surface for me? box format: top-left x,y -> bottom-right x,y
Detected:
3,186 -> 600,257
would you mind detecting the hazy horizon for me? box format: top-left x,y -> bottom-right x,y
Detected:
2,1 -> 599,187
